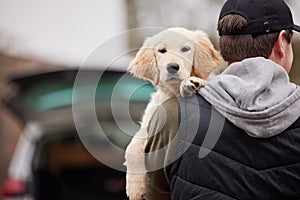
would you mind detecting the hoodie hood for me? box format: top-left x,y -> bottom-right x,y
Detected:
199,57 -> 300,138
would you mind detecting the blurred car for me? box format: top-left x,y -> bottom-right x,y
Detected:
1,68 -> 154,200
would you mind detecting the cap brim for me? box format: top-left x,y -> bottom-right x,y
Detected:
293,24 -> 300,32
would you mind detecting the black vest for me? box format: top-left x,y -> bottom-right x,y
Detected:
170,94 -> 300,200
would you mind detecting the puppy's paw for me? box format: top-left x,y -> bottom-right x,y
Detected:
126,173 -> 147,200
180,76 -> 206,97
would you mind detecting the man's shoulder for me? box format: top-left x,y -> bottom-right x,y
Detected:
178,94 -> 212,111
161,97 -> 179,110
286,116 -> 300,132
152,97 -> 179,125
152,94 -> 212,125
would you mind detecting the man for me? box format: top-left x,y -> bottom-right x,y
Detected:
144,0 -> 300,199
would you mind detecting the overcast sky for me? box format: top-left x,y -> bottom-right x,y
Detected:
0,0 -> 127,66
0,0 -> 299,67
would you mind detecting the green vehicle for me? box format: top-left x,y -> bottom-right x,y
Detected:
2,68 -> 154,200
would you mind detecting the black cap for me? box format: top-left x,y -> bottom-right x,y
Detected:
218,0 -> 300,36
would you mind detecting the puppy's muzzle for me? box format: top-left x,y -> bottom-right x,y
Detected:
167,63 -> 180,74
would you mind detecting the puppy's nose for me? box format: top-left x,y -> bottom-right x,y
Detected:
167,63 -> 180,74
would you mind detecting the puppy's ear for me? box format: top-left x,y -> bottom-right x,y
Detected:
129,38 -> 159,85
192,31 -> 222,79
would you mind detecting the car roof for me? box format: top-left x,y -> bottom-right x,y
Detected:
2,66 -> 154,124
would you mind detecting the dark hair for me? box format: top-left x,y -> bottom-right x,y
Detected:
217,14 -> 293,62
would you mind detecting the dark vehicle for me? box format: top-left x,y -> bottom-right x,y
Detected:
2,68 -> 154,200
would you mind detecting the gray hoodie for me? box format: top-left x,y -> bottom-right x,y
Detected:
199,57 -> 300,138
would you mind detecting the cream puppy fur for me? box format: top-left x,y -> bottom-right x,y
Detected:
125,27 -> 221,200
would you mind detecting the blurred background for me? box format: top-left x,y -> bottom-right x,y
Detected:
0,0 -> 299,199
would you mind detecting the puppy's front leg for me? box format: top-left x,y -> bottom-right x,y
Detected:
180,76 -> 206,97
125,129 -> 147,200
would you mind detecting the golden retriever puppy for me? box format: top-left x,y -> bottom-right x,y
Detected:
125,27 -> 221,200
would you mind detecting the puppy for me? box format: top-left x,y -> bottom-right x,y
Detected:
125,27 -> 221,200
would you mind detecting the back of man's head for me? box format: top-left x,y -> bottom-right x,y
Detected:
218,0 -> 299,62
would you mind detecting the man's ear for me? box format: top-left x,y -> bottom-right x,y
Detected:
269,30 -> 289,63
273,30 -> 287,58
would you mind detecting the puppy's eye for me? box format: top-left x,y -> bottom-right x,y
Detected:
158,48 -> 167,53
181,46 -> 191,52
